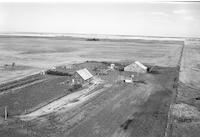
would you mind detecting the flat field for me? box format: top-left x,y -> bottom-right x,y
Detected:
0,36 -> 183,83
0,35 -> 187,137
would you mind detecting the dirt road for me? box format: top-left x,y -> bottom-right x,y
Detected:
19,77 -> 103,120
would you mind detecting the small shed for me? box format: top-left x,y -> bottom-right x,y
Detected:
124,78 -> 133,83
124,61 -> 147,73
74,68 -> 93,84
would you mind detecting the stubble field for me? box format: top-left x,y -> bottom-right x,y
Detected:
0,36 -> 183,83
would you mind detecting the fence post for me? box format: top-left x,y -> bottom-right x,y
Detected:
5,106 -> 7,121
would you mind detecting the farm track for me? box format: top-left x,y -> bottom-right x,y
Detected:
19,78 -> 103,120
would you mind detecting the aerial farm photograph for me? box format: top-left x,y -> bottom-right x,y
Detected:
0,0 -> 200,137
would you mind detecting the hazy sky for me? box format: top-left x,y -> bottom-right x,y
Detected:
0,2 -> 200,37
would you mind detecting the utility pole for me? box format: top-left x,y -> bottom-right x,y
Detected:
4,106 -> 7,121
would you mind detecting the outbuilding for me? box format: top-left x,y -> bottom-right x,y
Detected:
124,61 -> 147,73
110,64 -> 115,69
124,79 -> 133,83
74,68 -> 93,84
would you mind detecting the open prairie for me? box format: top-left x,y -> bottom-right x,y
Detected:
2,35 -> 197,137
0,36 -> 183,83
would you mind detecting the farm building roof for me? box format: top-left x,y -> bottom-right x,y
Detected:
135,61 -> 147,70
76,68 -> 93,80
124,61 -> 147,73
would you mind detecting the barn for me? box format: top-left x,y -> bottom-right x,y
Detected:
124,61 -> 147,73
74,68 -> 93,84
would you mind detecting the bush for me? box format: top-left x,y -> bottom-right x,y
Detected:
101,61 -> 110,66
46,70 -> 72,76
92,67 -> 98,72
115,66 -> 124,71
86,38 -> 100,41
69,84 -> 82,92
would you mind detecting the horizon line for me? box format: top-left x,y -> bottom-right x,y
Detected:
0,31 -> 195,39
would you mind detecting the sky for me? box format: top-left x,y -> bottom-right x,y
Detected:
0,1 -> 200,37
